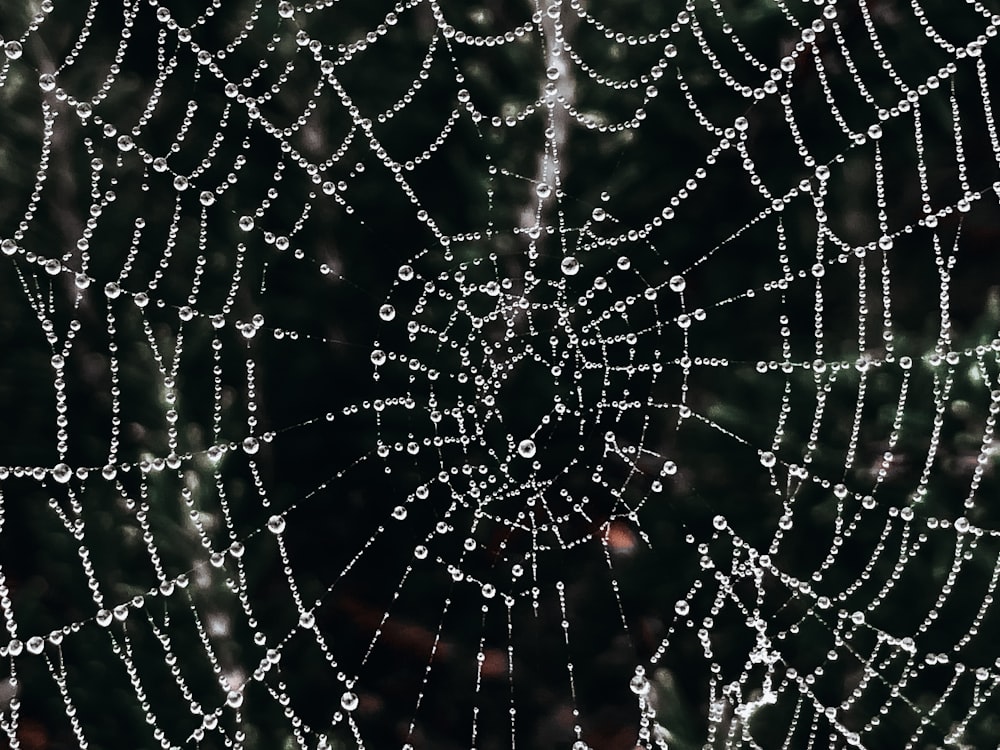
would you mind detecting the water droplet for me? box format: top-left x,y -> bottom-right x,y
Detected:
545,65 -> 560,81
238,216 -> 254,231
38,73 -> 56,91
117,135 -> 134,152
44,259 -> 61,275
591,207 -> 606,222
414,545 -> 428,559
398,264 -> 414,281
536,183 -> 552,199
173,175 -> 189,191
669,275 -> 686,292
104,282 -> 121,299
226,691 -> 244,708
242,437 -> 260,455
278,1 -> 294,17
96,609 -> 113,627
340,691 -> 359,712
199,191 -> 215,206
760,451 -> 776,468
378,304 -> 395,321
517,439 -> 536,458
867,124 -> 882,140
560,257 -> 579,276
7,639 -> 22,656
629,674 -> 650,695
267,515 -> 286,534
52,463 -> 72,483
25,636 -> 44,655
674,600 -> 690,616
4,41 -> 22,60
299,611 -> 315,629
370,349 -> 386,366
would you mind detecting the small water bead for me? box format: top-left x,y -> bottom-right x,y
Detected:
398,264 -> 414,281
340,691 -> 359,712
44,259 -> 61,275
38,73 -> 56,92
96,609 -> 113,627
278,1 -> 295,17
25,636 -> 44,655
536,183 -> 552,199
173,175 -> 189,191
267,515 -> 286,534
517,439 -> 536,458
668,275 -> 685,292
629,674 -> 650,695
238,216 -> 254,231
371,349 -> 386,366
573,742 -> 590,750
299,611 -> 315,629
560,257 -> 580,276
226,691 -> 244,708
4,41 -> 22,60
242,436 -> 260,455
545,66 -> 560,81
199,191 -> 215,206
378,304 -> 395,321
52,463 -> 72,483
674,600 -> 690,616
7,639 -> 22,657
759,451 -> 776,468
414,545 -> 428,559
117,135 -> 134,151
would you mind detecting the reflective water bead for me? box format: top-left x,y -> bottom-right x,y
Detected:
340,691 -> 359,711
267,515 -> 286,534
51,463 -> 72,483
517,439 -> 536,458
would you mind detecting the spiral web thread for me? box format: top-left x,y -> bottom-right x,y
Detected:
2,0 -> 1000,748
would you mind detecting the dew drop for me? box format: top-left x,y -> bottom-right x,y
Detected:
340,691 -> 359,712
517,439 -> 536,458
52,463 -> 72,484
242,437 -> 260,455
560,257 -> 580,276
629,674 -> 650,695
378,304 -> 395,321
267,515 -> 286,534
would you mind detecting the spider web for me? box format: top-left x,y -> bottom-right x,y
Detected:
1,0 -> 1000,748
